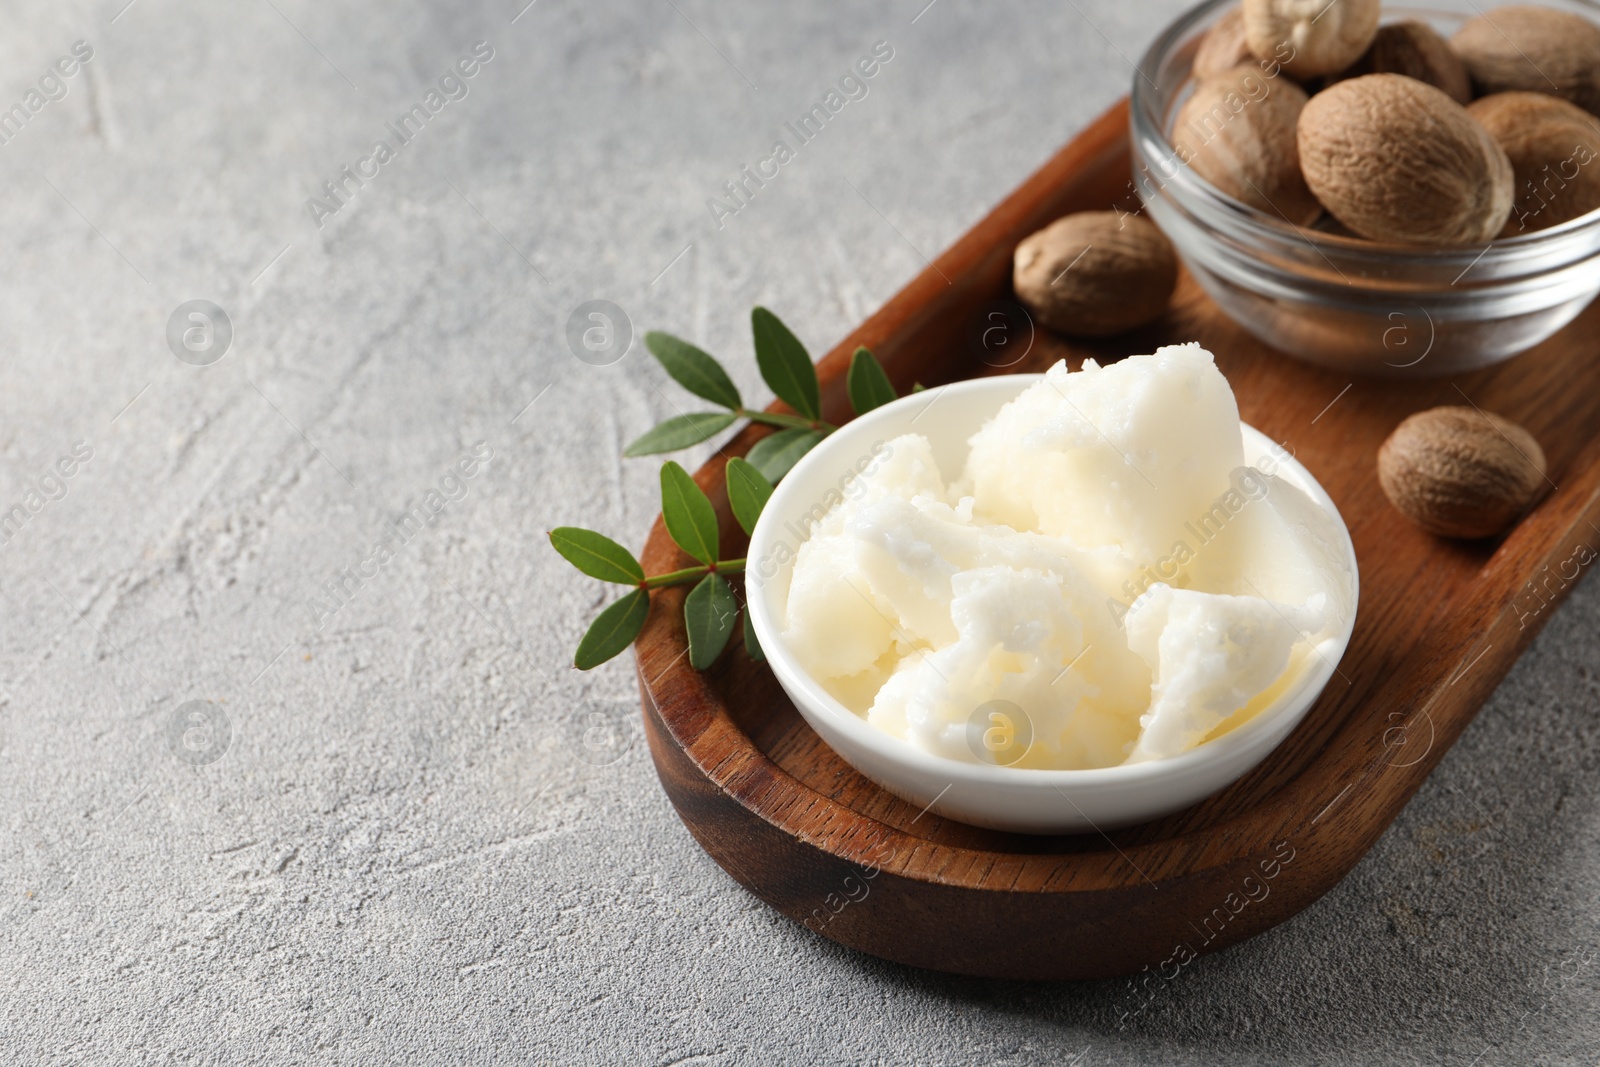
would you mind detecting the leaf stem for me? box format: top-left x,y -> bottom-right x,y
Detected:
644,565 -> 708,588
642,558 -> 747,589
739,408 -> 834,433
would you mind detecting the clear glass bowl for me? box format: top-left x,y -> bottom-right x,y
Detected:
1131,0 -> 1600,377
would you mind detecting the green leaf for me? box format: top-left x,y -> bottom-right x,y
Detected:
624,411 -> 738,457
751,307 -> 821,421
684,573 -> 738,670
847,347 -> 896,416
725,457 -> 774,536
659,461 -> 720,565
645,331 -> 742,410
745,428 -> 826,483
549,527 -> 645,585
742,605 -> 764,662
911,382 -> 927,393
574,588 -> 650,669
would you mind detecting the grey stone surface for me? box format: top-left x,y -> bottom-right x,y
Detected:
0,0 -> 1596,1063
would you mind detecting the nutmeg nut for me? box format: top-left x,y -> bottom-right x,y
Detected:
1243,0 -> 1381,79
1310,213 -> 1360,237
1174,63 -> 1321,224
1329,20 -> 1471,104
1468,92 -> 1600,235
1453,5 -> 1600,117
1194,8 -> 1255,80
1012,212 -> 1178,336
1378,406 -> 1548,539
1297,74 -> 1514,244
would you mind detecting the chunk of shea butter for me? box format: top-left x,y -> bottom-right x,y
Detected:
1181,466 -> 1356,641
866,565 -> 1147,770
783,462 -> 1152,768
785,467 -> 1146,733
782,434 -> 951,681
961,344 -> 1243,565
779,347 -> 1346,769
1123,584 -> 1320,762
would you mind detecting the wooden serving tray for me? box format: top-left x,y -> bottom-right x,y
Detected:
632,99 -> 1600,981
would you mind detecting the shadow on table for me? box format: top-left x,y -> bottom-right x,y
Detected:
812,572 -> 1600,1065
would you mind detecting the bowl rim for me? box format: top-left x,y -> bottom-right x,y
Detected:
1130,0 -> 1600,262
745,372 -> 1361,792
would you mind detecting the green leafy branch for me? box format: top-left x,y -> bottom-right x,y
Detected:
625,307 -> 897,480
550,306 -> 903,671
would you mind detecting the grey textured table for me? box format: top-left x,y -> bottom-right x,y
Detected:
2,1 -> 1596,1063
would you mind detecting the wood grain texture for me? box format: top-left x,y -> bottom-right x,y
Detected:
632,99 -> 1600,981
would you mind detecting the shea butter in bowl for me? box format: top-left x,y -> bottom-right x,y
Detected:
745,346 -> 1358,834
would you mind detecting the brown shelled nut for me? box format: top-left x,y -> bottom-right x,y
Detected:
1194,8 -> 1255,80
1468,92 -> 1600,235
1310,213 -> 1356,236
1453,6 -> 1600,116
1174,63 -> 1321,224
1012,212 -> 1178,336
1329,20 -> 1471,104
1378,406 -> 1548,539
1243,0 -> 1381,79
1298,74 -> 1513,244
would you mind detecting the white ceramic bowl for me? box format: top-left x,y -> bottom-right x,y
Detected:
745,374 -> 1359,834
